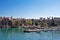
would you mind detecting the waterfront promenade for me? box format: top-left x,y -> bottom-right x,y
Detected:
0,17 -> 60,32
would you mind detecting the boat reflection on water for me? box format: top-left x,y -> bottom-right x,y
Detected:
0,28 -> 60,40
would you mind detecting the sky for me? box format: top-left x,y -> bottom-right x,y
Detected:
0,0 -> 60,19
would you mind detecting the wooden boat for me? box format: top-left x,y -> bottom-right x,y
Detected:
23,29 -> 40,32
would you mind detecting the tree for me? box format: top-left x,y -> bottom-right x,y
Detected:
15,21 -> 20,27
26,19 -> 32,25
50,17 -> 56,26
35,21 -> 40,26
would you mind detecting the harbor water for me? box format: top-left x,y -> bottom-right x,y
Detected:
0,28 -> 60,40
